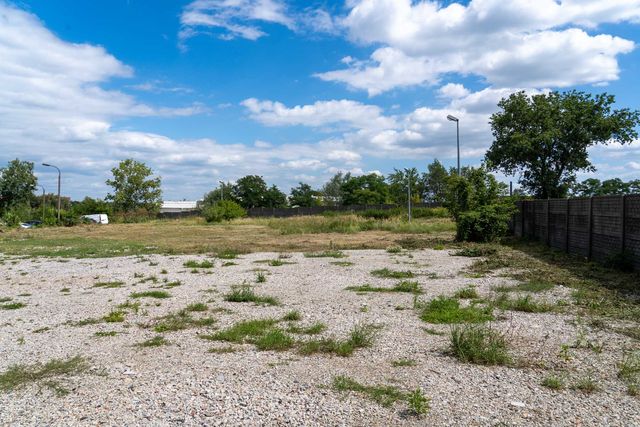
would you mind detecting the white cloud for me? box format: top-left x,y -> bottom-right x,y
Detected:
180,0 -> 294,42
241,98 -> 396,129
317,0 -> 638,94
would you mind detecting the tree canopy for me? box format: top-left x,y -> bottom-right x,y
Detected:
0,159 -> 37,213
289,182 -> 320,207
106,159 -> 162,213
486,91 -> 640,198
341,173 -> 390,205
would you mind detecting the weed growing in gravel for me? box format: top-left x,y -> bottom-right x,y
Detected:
391,358 -> 417,367
33,327 -> 50,333
454,287 -> 479,299
222,262 -> 237,267
450,324 -> 510,365
183,260 -> 214,269
134,272 -> 144,278
304,250 -> 347,258
618,351 -> 640,392
152,309 -> 215,332
163,281 -> 182,289
185,302 -> 208,312
0,297 -> 12,303
0,355 -> 88,395
60,288 -> 70,293
330,261 -> 354,267
201,318 -> 278,343
137,336 -> 170,347
287,322 -> 326,335
332,375 -> 405,407
615,326 -> 640,340
160,269 -> 168,274
492,294 -> 553,313
572,375 -> 599,393
95,331 -> 117,337
254,329 -> 295,351
299,323 -> 379,357
419,296 -> 493,324
93,281 -> 124,289
217,249 -> 239,259
139,275 -> 159,284
1,302 -> 26,310
422,327 -> 445,336
407,388 -> 430,417
282,310 -> 302,321
453,247 -> 498,258
67,317 -> 101,327
541,374 -> 565,390
256,272 -> 267,283
370,268 -> 415,279
346,281 -> 422,294
130,290 -> 171,299
117,300 -> 141,313
103,310 -> 126,323
386,245 -> 403,254
224,283 -> 279,306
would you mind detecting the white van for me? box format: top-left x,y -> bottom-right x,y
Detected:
81,214 -> 109,225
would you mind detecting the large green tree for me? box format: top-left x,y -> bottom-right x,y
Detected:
105,159 -> 162,212
387,168 -> 422,205
321,172 -> 348,206
486,91 -> 640,198
572,178 -> 640,197
231,175 -> 268,208
289,182 -> 320,207
341,173 -> 389,205
422,159 -> 449,203
0,159 -> 37,213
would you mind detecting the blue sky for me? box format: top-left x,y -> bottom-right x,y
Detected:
1,0 -> 639,200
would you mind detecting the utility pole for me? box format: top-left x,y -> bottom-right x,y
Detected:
406,168 -> 412,223
446,115 -> 461,175
39,185 -> 46,223
42,163 -> 61,222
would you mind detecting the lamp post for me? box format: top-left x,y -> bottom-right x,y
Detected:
42,163 -> 61,222
219,181 -> 224,201
405,168 -> 412,223
446,115 -> 460,175
39,185 -> 46,223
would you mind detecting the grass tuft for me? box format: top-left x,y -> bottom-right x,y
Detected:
93,281 -> 124,289
0,356 -> 89,395
0,302 -> 26,310
130,290 -> 171,299
346,281 -> 421,294
541,374 -> 564,390
371,268 -> 414,279
282,310 -> 302,321
224,283 -> 279,306
391,358 -> 417,367
254,329 -> 295,351
450,324 -> 510,365
304,250 -> 347,258
136,335 -> 170,347
454,286 -> 479,299
185,302 -> 208,312
183,260 -> 214,269
419,296 -> 493,324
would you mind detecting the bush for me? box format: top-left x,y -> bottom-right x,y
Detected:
203,200 -> 246,223
411,207 -> 449,218
456,204 -> 514,242
357,208 -> 401,219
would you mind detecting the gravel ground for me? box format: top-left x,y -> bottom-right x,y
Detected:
0,249 -> 638,426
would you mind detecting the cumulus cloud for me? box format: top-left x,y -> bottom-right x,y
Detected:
241,98 -> 395,129
316,0 -> 638,95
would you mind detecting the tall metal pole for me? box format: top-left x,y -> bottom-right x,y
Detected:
406,168 -> 412,223
39,185 -> 46,223
220,181 -> 224,201
456,120 -> 460,176
42,163 -> 61,222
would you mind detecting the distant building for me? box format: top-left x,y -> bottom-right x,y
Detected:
160,200 -> 199,213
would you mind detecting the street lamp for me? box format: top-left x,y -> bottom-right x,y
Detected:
219,181 -> 224,201
446,115 -> 460,175
42,163 -> 61,222
404,168 -> 412,223
39,185 -> 46,223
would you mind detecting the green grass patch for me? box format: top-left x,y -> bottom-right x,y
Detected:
0,355 -> 89,395
103,310 -> 126,323
541,374 -> 564,390
391,358 -> 417,367
453,286 -> 479,299
94,331 -> 118,337
183,260 -> 214,269
163,281 -> 182,289
419,296 -> 493,324
282,310 -> 301,321
136,335 -> 170,347
185,302 -> 208,312
371,268 -> 415,279
217,249 -> 239,259
254,329 -> 295,351
572,375 -> 599,393
224,283 -> 279,306
492,294 -> 553,313
287,322 -> 326,335
130,290 -> 171,299
200,318 -> 278,343
298,323 -> 379,357
345,281 -> 421,294
332,375 -> 405,407
208,346 -> 238,354
304,250 -> 347,258
93,281 -> 124,289
330,261 -> 354,267
450,324 -> 511,365
0,302 -> 26,310
152,309 -> 215,333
